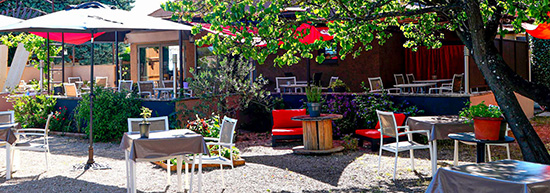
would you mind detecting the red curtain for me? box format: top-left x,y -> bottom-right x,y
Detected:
405,45 -> 465,80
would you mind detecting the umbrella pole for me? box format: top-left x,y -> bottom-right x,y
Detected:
87,32 -> 95,165
115,31 -> 119,84
179,30 -> 184,96
47,33 -> 50,94
307,59 -> 311,87
62,33 -> 65,86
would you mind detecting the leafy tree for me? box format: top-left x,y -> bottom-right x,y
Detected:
163,0 -> 550,163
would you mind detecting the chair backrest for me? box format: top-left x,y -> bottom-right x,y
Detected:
219,116 -> 238,146
127,116 -> 169,132
284,72 -> 294,77
376,110 -> 399,138
118,80 -> 133,92
0,111 -> 14,125
394,74 -> 405,85
163,81 -> 174,88
63,83 -> 79,97
368,77 -> 384,91
138,81 -> 155,94
96,77 -> 108,87
272,109 -> 307,128
451,73 -> 464,92
275,77 -> 297,91
68,77 -> 81,83
406,74 -> 415,84
328,77 -> 339,87
312,72 -> 323,86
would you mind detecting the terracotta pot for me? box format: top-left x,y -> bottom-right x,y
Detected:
474,117 -> 503,140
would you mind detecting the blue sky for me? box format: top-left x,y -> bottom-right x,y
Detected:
131,0 -> 167,15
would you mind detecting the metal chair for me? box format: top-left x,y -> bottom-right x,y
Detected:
453,124 -> 511,165
191,116 -> 238,188
63,83 -> 81,97
137,81 -> 155,98
275,77 -> 299,93
368,77 -> 401,93
376,110 -> 433,180
127,116 -> 184,188
394,74 -> 406,85
96,76 -> 108,88
312,72 -> 323,86
68,77 -> 81,84
406,74 -> 415,84
118,80 -> 133,92
11,113 -> 53,172
429,73 -> 464,94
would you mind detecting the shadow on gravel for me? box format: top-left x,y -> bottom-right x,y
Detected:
47,136 -> 125,160
0,175 -> 126,192
243,152 -> 363,186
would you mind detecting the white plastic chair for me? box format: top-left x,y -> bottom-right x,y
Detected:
376,110 -> 433,180
68,77 -> 81,83
12,112 -> 52,172
127,116 -> 184,188
453,124 -> 511,165
406,74 -> 415,84
368,77 -> 401,93
191,116 -> 238,188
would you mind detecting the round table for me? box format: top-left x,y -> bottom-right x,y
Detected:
448,132 -> 515,163
291,114 -> 343,154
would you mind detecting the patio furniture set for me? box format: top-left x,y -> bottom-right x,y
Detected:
61,76 -> 192,99
369,73 -> 465,94
0,109 -> 238,193
275,74 -> 339,93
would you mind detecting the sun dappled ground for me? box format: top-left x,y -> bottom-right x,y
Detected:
0,116 -> 548,192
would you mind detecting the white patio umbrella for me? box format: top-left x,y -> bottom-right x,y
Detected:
0,15 -> 23,26
0,5 -> 192,170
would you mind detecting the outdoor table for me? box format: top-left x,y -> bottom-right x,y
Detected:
407,116 -> 473,174
279,84 -> 307,93
120,129 -> 209,193
291,114 -> 344,154
448,132 -> 515,163
1,123 -> 19,180
412,79 -> 452,86
426,160 -> 550,193
394,83 -> 436,93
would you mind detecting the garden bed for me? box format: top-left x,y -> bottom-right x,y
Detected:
153,158 -> 245,171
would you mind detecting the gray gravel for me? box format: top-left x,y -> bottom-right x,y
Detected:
0,134 -> 483,193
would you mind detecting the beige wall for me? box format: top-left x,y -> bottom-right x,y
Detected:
7,65 -> 116,87
470,92 -> 534,118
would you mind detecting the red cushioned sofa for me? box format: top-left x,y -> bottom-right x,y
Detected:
354,113 -> 407,151
271,109 -> 306,146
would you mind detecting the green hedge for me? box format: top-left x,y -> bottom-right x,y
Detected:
531,37 -> 550,88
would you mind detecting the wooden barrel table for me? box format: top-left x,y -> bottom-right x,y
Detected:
291,114 -> 344,154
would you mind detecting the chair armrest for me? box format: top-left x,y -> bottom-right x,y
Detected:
206,142 -> 234,147
399,130 -> 430,135
15,128 -> 46,133
203,137 -> 219,142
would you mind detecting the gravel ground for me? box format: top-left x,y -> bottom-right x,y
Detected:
0,133 -> 485,193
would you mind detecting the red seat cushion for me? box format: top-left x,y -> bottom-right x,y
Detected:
272,127 -> 303,136
357,113 -> 407,139
272,109 -> 306,129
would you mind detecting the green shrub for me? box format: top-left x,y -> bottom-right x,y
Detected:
49,106 -> 71,132
10,94 -> 56,128
74,87 -> 141,142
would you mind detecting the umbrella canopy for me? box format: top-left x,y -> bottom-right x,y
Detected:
525,23 -> 550,39
0,7 -> 192,33
0,15 -> 23,26
30,32 -> 105,45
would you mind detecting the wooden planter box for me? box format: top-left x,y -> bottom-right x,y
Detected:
154,158 -> 245,171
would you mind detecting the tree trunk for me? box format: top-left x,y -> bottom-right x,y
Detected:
464,0 -> 550,164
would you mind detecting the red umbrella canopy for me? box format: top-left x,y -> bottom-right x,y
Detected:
30,32 -> 105,45
294,23 -> 333,44
524,12 -> 550,39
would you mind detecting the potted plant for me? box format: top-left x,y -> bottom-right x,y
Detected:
459,101 -> 504,140
329,79 -> 347,92
139,106 -> 152,138
306,86 -> 322,117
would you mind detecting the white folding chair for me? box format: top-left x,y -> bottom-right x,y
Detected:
368,77 -> 401,93
11,113 -> 52,172
190,116 -> 238,189
0,111 -> 15,146
429,73 -> 464,94
68,77 -> 81,84
376,110 -> 433,180
406,74 -> 415,84
96,76 -> 109,88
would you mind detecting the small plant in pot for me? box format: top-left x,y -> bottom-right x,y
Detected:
306,86 -> 322,117
329,79 -> 347,92
139,107 -> 153,138
459,101 -> 504,140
